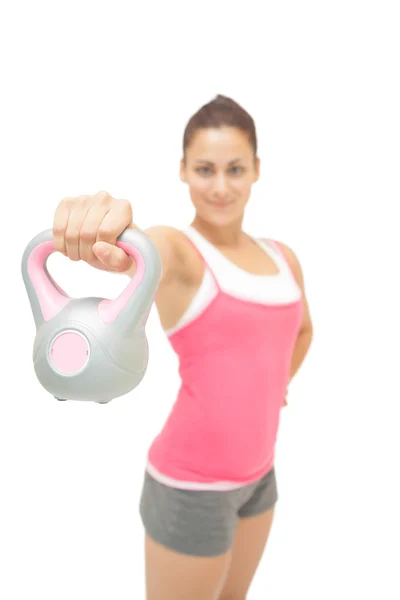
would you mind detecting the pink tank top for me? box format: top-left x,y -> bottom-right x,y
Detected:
146,227 -> 303,491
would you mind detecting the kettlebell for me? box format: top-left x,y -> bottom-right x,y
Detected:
21,227 -> 162,403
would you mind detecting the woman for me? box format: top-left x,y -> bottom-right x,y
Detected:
52,95 -> 313,600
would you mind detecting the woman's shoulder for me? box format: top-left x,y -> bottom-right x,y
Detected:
262,237 -> 304,288
270,239 -> 297,264
270,239 -> 313,335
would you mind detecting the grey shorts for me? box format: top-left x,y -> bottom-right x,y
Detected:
139,466 -> 278,557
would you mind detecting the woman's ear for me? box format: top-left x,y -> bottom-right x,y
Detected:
180,158 -> 187,183
254,157 -> 261,182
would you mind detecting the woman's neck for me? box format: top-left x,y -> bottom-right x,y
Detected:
190,216 -> 245,247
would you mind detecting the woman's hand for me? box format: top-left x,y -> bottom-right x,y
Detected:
283,389 -> 288,406
52,191 -> 135,273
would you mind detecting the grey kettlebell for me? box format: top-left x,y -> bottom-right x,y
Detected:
21,227 -> 162,403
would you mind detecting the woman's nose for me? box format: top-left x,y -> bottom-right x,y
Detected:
213,173 -> 229,196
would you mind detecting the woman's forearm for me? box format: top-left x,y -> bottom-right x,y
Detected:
288,330 -> 313,383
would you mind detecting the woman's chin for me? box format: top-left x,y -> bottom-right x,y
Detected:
198,207 -> 240,227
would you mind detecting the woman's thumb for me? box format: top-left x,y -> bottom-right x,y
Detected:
92,242 -> 132,272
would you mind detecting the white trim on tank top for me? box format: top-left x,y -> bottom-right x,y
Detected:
165,226 -> 302,337
146,451 -> 275,490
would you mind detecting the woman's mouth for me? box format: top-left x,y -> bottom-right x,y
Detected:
208,200 -> 232,208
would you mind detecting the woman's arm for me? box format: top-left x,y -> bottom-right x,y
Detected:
124,225 -> 185,288
278,242 -> 314,404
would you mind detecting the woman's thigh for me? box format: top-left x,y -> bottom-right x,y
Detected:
139,468 -> 277,599
139,471 -> 239,598
145,534 -> 232,600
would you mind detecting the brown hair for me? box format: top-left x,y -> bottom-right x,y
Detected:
183,95 -> 258,162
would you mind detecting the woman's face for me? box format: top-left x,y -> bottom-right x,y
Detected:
180,126 -> 260,227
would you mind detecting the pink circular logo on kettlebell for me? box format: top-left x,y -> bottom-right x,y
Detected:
50,331 -> 90,374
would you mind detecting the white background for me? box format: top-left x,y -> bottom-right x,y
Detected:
1,1 -> 399,598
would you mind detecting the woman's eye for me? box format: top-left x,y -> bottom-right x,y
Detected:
197,166 -> 243,175
198,167 -> 212,175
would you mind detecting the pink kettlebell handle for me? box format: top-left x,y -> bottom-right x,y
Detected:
97,239 -> 145,324
25,231 -> 145,324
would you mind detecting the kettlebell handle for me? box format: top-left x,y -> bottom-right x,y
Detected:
21,227 -> 162,329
